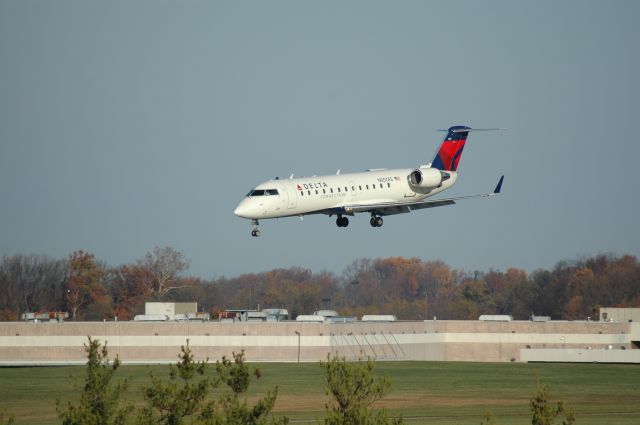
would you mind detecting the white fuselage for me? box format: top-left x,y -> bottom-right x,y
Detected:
234,168 -> 458,219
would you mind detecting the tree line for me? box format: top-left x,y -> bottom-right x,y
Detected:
1,248 -> 638,321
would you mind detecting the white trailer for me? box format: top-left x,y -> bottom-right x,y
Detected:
361,315 -> 397,322
479,315 -> 513,322
296,315 -> 325,323
134,314 -> 169,322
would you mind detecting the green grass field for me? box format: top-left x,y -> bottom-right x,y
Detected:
1,361 -> 639,424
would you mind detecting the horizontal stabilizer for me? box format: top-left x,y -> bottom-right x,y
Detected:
437,127 -> 504,133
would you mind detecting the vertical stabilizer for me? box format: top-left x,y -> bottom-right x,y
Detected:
431,126 -> 471,171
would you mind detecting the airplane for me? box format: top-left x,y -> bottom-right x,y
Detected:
234,125 -> 504,237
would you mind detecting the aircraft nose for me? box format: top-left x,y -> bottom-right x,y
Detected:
234,199 -> 250,218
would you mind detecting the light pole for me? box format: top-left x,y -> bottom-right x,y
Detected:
420,290 -> 428,320
294,330 -> 300,363
425,291 -> 428,321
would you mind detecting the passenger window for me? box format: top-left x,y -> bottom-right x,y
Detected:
338,188 -> 341,192
307,190 -> 311,195
366,185 -> 369,190
387,183 -> 391,188
330,188 -> 333,193
323,189 -> 326,194
352,186 -> 355,191
300,191 -> 304,197
359,185 -> 362,190
315,190 -> 318,194
345,187 -> 348,192
373,184 -> 376,189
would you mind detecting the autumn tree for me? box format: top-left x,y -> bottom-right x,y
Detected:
604,255 -> 640,305
137,246 -> 191,300
342,258 -> 388,312
417,260 -> 458,319
372,257 -> 422,300
321,355 -> 403,425
0,254 -> 67,319
66,251 -> 108,320
108,264 -> 153,320
446,279 -> 494,320
56,337 -> 132,425
530,270 -> 566,319
217,267 -> 334,318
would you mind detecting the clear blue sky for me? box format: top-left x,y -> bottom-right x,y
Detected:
1,1 -> 638,278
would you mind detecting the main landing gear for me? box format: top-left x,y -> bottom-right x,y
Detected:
250,219 -> 260,237
370,215 -> 383,228
336,215 -> 349,228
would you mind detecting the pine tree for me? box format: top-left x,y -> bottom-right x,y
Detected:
0,409 -> 15,425
530,381 -> 576,425
197,350 -> 288,425
56,337 -> 132,425
479,411 -> 496,425
320,355 -> 403,425
137,341 -> 215,425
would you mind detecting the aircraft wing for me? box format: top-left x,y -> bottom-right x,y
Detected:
342,175 -> 504,217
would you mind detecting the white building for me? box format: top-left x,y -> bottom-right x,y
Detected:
600,307 -> 640,322
145,302 -> 198,321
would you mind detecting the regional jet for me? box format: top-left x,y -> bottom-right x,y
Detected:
234,126 -> 503,237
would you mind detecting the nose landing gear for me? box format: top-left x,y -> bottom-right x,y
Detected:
251,219 -> 260,237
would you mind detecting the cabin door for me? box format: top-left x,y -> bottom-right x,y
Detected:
285,181 -> 298,209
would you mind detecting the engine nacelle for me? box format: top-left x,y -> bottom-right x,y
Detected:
407,168 -> 450,193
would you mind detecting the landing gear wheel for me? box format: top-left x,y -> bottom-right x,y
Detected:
370,216 -> 383,227
375,216 -> 383,227
336,216 -> 349,227
370,217 -> 376,227
251,219 -> 260,237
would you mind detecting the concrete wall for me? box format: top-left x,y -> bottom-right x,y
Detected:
521,348 -> 640,363
0,320 -> 637,365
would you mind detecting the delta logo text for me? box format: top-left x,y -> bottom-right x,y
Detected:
296,182 -> 329,191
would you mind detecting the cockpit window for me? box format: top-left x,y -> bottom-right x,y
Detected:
247,189 -> 278,197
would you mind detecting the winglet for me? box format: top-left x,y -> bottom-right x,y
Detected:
493,175 -> 504,194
